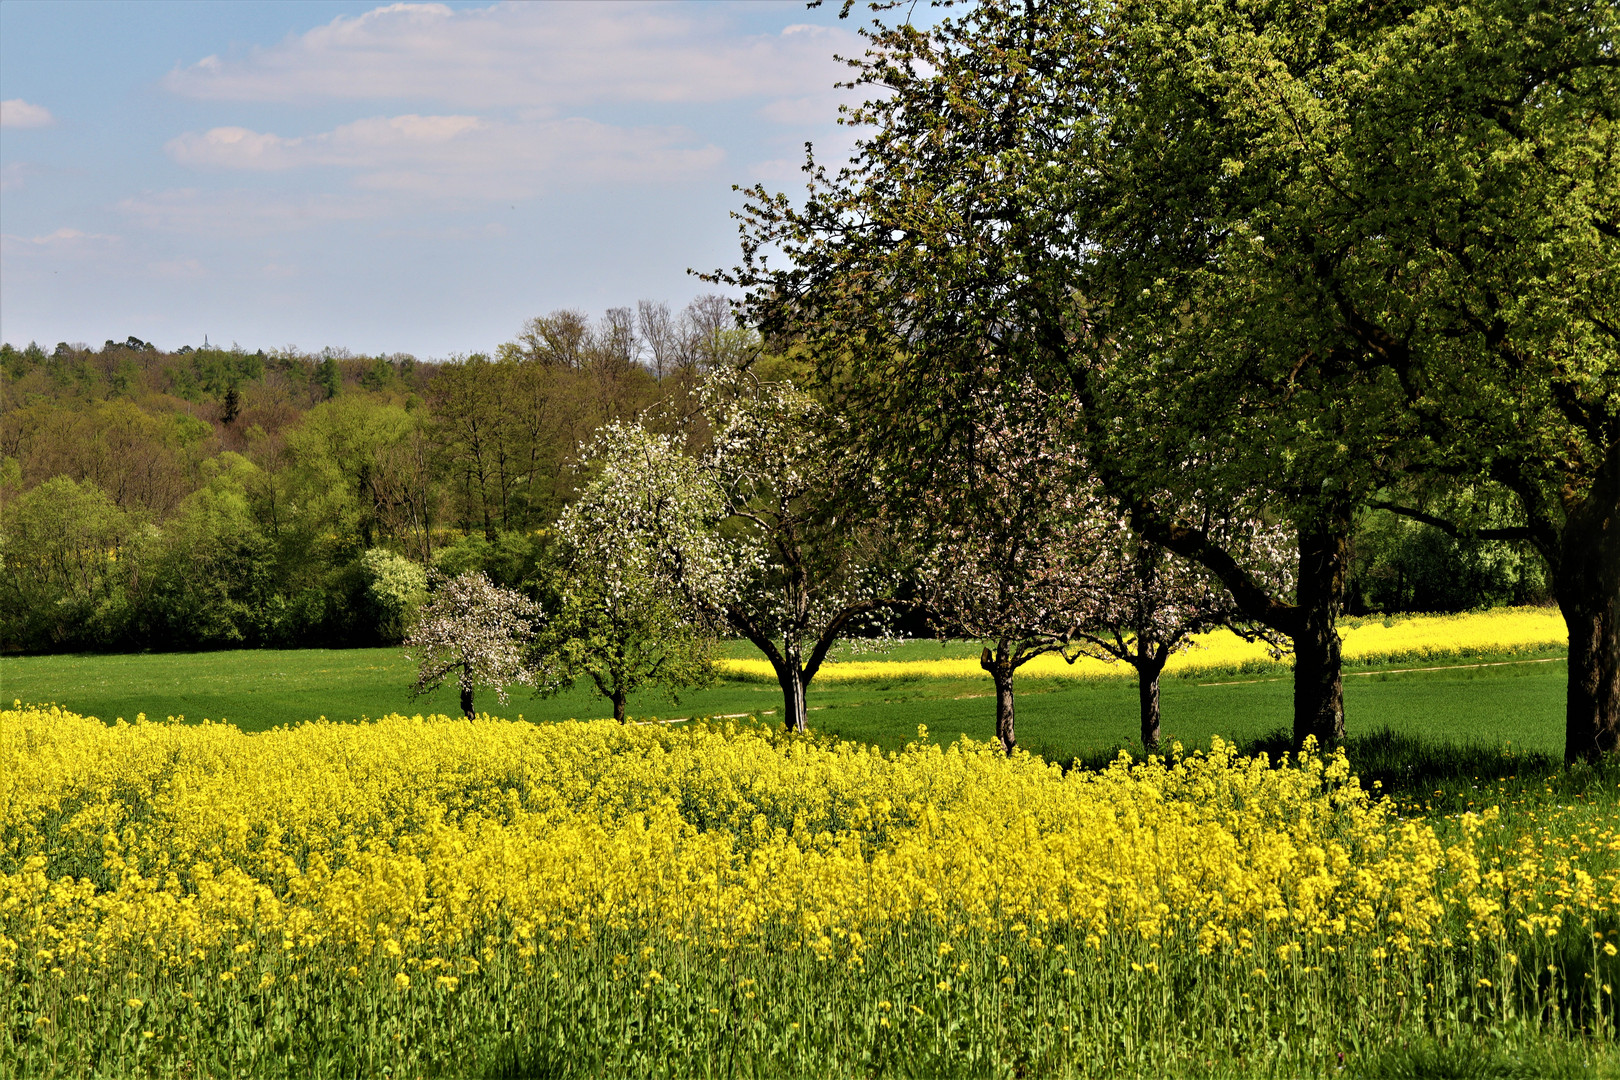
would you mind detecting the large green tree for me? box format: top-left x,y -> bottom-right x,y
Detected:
725,0 -> 1618,756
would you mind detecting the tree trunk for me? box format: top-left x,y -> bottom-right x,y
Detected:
612,688 -> 628,724
1139,673 -> 1161,750
1134,640 -> 1167,751
1129,499 -> 1350,752
459,679 -> 474,720
1557,454 -> 1620,764
980,645 -> 1017,755
1292,512 -> 1348,749
780,669 -> 809,733
776,643 -> 810,733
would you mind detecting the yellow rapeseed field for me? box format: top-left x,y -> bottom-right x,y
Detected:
1,703 -> 1613,1076
720,606 -> 1569,683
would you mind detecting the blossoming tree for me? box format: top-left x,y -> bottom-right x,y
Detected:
404,570 -> 542,718
575,374 -> 902,733
1068,516 -> 1292,750
694,374 -> 904,733
537,425 -> 721,722
912,385 -> 1110,754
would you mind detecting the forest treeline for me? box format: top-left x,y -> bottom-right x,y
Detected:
0,296 -> 1546,655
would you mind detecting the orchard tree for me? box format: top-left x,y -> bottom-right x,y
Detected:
910,383 -> 1110,754
538,425 -> 721,723
582,375 -> 903,733
1323,10 -> 1618,763
405,570 -> 542,718
1069,520 -> 1292,751
721,0 -> 1618,755
1082,0 -> 1618,760
913,381 -> 1290,753
693,374 -> 903,733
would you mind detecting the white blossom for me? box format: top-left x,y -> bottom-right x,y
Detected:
404,571 -> 542,717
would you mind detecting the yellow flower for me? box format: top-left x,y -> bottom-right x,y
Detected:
395,973 -> 411,990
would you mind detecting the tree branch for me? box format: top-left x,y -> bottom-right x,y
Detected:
1366,500 -> 1535,541
1129,502 -> 1303,638
802,598 -> 894,685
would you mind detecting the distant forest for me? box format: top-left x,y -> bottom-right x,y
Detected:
0,297 -> 1548,655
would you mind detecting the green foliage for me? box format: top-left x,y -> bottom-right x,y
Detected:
360,548 -> 427,645
1350,511 -> 1551,615
536,572 -> 718,723
537,425 -> 722,721
430,529 -> 550,591
134,455 -> 278,649
0,475 -> 134,649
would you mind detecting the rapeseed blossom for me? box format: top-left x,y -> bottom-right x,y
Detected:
2,704 -> 1614,1077
2,704 -> 1607,966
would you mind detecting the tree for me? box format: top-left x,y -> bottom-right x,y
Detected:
503,309 -> 593,370
316,355 -> 341,400
722,0 -> 1618,755
1068,523 -> 1291,751
638,300 -> 678,380
404,571 -> 542,718
694,375 -> 901,732
909,382 -> 1110,754
136,462 -> 280,649
428,354 -> 511,540
580,376 -> 900,733
0,475 -> 133,648
360,548 -> 427,645
1312,5 -> 1618,762
284,397 -> 421,549
537,426 -> 720,722
1078,0 -> 1618,761
910,379 -> 1290,752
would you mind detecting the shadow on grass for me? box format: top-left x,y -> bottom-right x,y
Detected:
1036,726 -> 1619,813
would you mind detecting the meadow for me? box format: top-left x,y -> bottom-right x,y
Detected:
4,606 -> 1616,1078
0,607 -> 1573,757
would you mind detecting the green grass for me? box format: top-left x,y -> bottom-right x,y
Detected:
0,645 -> 1569,761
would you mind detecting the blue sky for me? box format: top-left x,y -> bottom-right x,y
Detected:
0,1 -> 875,357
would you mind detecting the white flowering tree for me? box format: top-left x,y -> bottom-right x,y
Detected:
537,426 -> 721,723
404,570 -> 543,718
914,382 -> 1293,753
914,385 -> 1113,754
692,374 -> 903,733
573,376 -> 902,733
1066,512 -> 1294,750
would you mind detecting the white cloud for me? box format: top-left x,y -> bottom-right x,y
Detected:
1,99 -> 56,129
4,227 -> 118,247
164,114 -> 724,201
160,1 -> 857,114
167,114 -> 487,170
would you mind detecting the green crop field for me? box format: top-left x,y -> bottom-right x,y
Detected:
0,643 -> 1569,759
